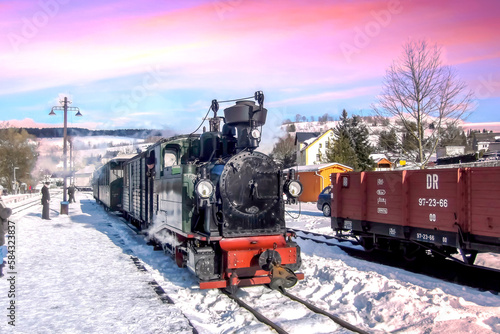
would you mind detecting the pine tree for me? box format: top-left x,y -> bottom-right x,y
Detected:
324,133 -> 359,170
401,122 -> 419,158
378,128 -> 398,153
323,110 -> 373,171
350,115 -> 374,171
440,123 -> 467,146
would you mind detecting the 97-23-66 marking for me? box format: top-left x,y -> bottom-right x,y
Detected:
418,198 -> 448,208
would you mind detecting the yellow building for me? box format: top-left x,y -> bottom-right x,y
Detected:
295,130 -> 334,166
285,163 -> 353,202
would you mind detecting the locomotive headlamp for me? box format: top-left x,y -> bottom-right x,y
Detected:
250,128 -> 261,140
196,180 -> 214,199
288,180 -> 302,197
284,180 -> 303,198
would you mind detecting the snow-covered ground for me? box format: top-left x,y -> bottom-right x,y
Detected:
1,195 -> 500,333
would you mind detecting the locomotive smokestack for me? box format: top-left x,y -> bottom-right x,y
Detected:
223,100 -> 267,151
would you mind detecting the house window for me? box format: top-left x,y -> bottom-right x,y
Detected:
319,143 -> 322,148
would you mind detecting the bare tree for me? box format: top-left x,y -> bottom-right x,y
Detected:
373,40 -> 474,168
0,126 -> 38,192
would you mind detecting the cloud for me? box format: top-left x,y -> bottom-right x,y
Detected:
1,0 -> 499,128
268,86 -> 380,107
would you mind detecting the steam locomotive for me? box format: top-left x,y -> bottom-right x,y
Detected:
93,92 -> 304,291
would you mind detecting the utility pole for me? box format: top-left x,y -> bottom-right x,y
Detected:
13,166 -> 19,194
68,137 -> 73,185
50,97 -> 82,214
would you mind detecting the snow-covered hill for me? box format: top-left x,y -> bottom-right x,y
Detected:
35,136 -> 151,178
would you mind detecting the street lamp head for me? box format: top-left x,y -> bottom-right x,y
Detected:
49,109 -> 56,116
75,110 -> 83,117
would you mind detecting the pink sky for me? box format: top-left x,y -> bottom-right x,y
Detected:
1,0 -> 499,130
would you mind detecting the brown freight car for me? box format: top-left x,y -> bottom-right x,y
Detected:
330,167 -> 500,264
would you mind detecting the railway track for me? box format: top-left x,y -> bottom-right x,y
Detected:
102,206 -> 370,333
133,221 -> 370,333
289,228 -> 500,293
10,196 -> 42,215
93,200 -> 498,331
221,288 -> 368,334
288,228 -> 360,247
7,191 -> 64,216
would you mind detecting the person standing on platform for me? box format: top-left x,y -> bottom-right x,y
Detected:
41,182 -> 51,220
0,196 -> 12,277
68,184 -> 76,203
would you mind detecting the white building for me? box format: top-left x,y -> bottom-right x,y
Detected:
295,130 -> 334,166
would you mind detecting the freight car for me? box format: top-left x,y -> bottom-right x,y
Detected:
95,92 -> 304,291
330,167 -> 500,264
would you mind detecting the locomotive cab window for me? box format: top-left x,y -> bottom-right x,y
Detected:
164,151 -> 177,167
163,147 -> 179,176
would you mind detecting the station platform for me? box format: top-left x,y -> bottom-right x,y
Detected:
0,192 -> 192,333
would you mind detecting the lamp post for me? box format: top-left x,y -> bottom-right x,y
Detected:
50,96 -> 82,214
13,166 -> 19,194
68,137 -> 74,185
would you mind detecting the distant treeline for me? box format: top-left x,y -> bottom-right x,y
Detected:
5,127 -> 163,138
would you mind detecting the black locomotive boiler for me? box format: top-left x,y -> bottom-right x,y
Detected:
94,92 -> 304,291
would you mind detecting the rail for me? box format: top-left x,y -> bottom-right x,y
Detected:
221,288 -> 369,334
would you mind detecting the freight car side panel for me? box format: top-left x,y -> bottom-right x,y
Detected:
365,172 -> 403,226
469,167 -> 500,238
406,170 -> 462,233
331,173 -> 363,221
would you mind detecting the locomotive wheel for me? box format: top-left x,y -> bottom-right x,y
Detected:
322,203 -> 331,217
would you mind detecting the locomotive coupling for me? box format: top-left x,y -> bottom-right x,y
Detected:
258,249 -> 282,271
258,245 -> 299,290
